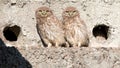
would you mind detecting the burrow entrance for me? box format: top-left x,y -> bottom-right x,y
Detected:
3,25 -> 21,41
92,24 -> 109,39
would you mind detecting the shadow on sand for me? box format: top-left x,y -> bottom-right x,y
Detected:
0,38 -> 32,68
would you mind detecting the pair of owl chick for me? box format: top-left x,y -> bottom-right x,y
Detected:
36,6 -> 89,47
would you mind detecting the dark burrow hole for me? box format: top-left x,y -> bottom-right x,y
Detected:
3,25 -> 21,41
92,24 -> 109,39
11,3 -> 16,6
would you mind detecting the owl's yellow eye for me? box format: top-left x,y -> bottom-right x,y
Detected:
72,10 -> 77,14
39,10 -> 42,12
46,10 -> 49,12
73,11 -> 76,12
65,11 -> 69,13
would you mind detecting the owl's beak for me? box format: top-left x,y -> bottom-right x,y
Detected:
69,12 -> 73,16
41,11 -> 47,15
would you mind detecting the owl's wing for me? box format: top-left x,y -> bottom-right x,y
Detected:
54,16 -> 64,29
36,24 -> 47,47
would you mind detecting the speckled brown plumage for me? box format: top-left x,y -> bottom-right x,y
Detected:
36,6 -> 66,47
62,6 -> 89,47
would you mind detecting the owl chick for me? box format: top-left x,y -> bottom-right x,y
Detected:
62,7 -> 89,47
35,6 -> 66,47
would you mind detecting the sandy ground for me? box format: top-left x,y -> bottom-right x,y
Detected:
1,46 -> 120,68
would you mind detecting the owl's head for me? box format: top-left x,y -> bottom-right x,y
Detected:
62,7 -> 79,18
36,6 -> 53,18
